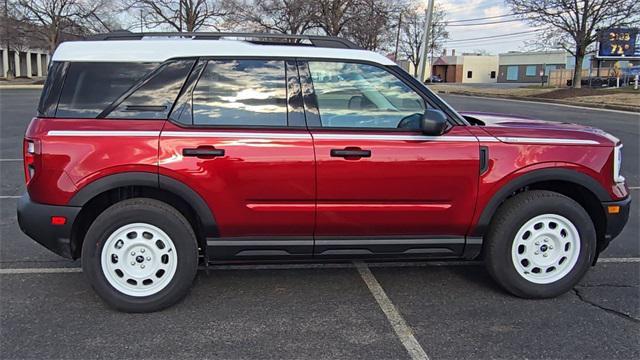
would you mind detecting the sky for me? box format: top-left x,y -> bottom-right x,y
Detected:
436,0 -> 538,55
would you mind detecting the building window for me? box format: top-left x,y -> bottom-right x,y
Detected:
467,71 -> 473,79
525,65 -> 537,76
506,66 -> 518,81
490,71 -> 496,79
544,65 -> 557,75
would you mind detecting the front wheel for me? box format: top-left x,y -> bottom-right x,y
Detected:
82,198 -> 198,312
485,190 -> 596,298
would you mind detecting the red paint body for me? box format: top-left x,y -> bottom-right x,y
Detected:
24,112 -> 626,239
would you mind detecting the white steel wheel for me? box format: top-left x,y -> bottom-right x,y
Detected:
100,223 -> 178,297
511,214 -> 581,284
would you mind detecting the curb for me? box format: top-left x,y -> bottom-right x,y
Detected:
437,91 -> 640,113
0,84 -> 44,89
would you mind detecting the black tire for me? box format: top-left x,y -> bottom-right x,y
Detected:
81,198 -> 198,312
484,190 -> 596,298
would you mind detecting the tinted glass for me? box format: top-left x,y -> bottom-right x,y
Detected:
192,60 -> 287,126
308,62 -> 426,129
107,60 -> 195,119
56,62 -> 157,118
38,61 -> 67,117
169,60 -> 207,125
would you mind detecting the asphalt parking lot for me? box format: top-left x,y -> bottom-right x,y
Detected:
1,89 -> 638,359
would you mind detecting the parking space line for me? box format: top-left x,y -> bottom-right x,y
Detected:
0,267 -> 81,274
0,196 -> 21,199
629,186 -> 640,190
0,159 -> 22,162
355,261 -> 429,360
598,257 -> 640,263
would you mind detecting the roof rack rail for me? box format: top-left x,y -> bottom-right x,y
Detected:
88,31 -> 361,50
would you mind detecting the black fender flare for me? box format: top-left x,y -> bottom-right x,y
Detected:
471,168 -> 611,237
69,172 -> 218,237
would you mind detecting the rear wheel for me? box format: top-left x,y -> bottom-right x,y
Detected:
82,198 -> 198,312
485,190 -> 596,298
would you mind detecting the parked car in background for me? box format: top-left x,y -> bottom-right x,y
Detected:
18,33 -> 630,312
425,75 -> 443,83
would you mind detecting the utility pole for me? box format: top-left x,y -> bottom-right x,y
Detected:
140,9 -> 143,33
178,0 -> 183,32
416,0 -> 434,82
393,12 -> 402,62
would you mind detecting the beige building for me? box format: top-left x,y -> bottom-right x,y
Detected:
1,47 -> 50,79
431,51 -> 498,83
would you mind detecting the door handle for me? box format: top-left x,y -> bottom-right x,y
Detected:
330,148 -> 371,158
183,147 -> 225,158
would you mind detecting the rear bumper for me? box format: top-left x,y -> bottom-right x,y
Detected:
598,195 -> 631,253
17,193 -> 81,259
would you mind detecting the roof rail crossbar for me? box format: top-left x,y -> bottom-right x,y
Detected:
88,32 -> 361,49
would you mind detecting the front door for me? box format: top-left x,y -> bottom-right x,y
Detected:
159,59 -> 315,258
299,61 -> 479,256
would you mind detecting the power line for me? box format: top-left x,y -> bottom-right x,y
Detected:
445,29 -> 543,43
447,18 -> 523,27
448,12 -> 529,23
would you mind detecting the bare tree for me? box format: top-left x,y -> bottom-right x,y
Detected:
225,0 -> 315,34
344,0 -> 397,51
312,0 -> 359,36
126,0 -> 227,32
399,2 -> 448,77
506,0 -> 640,88
15,0 -> 112,51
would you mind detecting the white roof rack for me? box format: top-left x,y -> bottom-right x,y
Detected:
52,39 -> 396,66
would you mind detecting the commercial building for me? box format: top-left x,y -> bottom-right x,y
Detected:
1,47 -> 50,79
431,50 -> 498,83
497,51 -> 567,83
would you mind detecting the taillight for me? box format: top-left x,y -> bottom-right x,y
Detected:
23,139 -> 39,184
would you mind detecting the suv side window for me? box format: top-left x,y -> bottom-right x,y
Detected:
56,62 -> 157,118
191,59 -> 288,126
307,61 -> 427,129
106,60 -> 195,119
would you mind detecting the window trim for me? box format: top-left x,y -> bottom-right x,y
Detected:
166,56 -> 304,130
297,58 -> 465,132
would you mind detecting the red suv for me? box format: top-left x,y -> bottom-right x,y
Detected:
18,33 -> 630,312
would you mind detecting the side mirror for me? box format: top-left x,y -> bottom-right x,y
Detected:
421,109 -> 449,135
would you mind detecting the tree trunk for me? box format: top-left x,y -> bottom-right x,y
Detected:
572,46 -> 585,89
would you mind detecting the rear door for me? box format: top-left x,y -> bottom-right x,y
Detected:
300,61 -> 480,257
159,59 -> 315,259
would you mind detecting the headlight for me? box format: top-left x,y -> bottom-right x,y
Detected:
613,144 -> 625,183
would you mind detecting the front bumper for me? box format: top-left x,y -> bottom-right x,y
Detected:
17,193 -> 81,259
597,195 -> 631,254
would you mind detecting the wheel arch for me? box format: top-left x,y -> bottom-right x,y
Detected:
472,168 -> 609,243
69,172 -> 218,259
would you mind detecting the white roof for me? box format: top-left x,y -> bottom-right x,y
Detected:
52,39 -> 396,66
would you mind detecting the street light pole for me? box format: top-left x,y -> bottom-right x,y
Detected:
417,0 -> 435,82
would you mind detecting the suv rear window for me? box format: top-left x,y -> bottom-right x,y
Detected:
55,62 -> 157,118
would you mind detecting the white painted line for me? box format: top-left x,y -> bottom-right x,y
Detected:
444,93 -> 640,115
0,267 -> 81,274
355,261 -> 429,360
629,186 -> 640,190
0,159 -> 22,162
0,196 -> 21,199
598,257 -> 640,263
